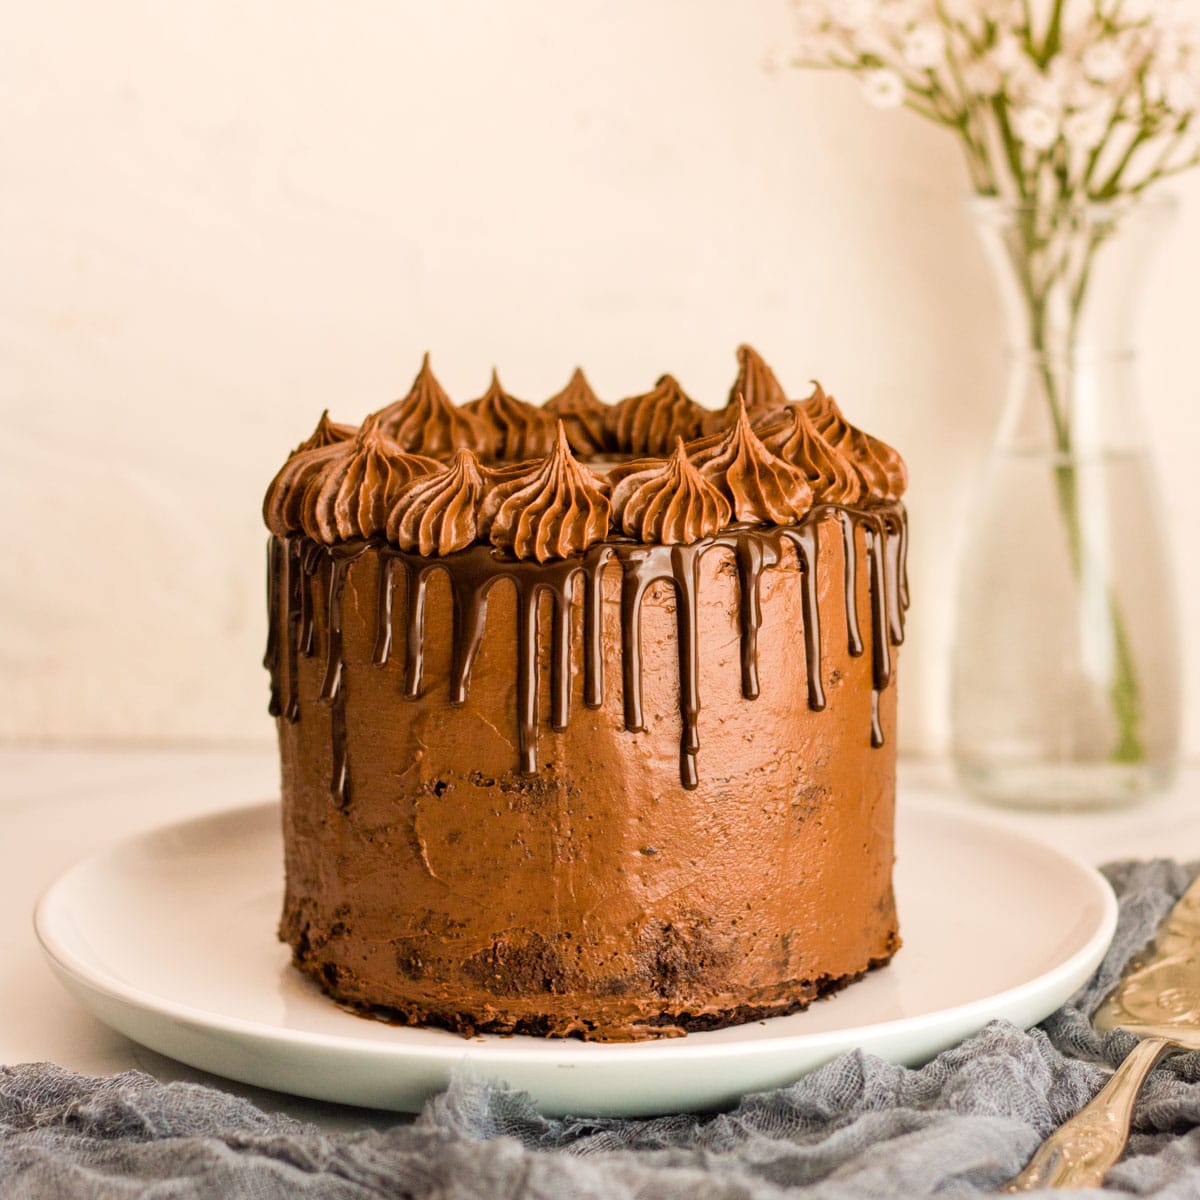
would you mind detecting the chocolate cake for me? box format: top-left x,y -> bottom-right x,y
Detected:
262,346 -> 908,1041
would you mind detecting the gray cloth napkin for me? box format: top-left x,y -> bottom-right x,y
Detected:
7,859 -> 1200,1199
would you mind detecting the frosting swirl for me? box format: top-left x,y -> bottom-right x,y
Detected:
607,374 -> 707,457
804,386 -> 907,501
386,447 -> 485,556
757,403 -> 864,504
545,368 -> 609,457
610,438 -> 731,544
263,441 -> 348,537
300,426 -> 441,543
704,344 -> 789,435
293,409 -> 357,453
698,400 -> 813,524
376,354 -> 486,457
478,423 -> 611,561
263,357 -> 906,551
465,370 -> 557,461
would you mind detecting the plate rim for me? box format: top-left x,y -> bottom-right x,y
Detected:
34,798 -> 1117,1069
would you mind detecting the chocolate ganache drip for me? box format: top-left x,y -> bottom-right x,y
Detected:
376,353 -> 486,457
545,367 -> 610,457
262,348 -> 910,803
466,370 -> 558,462
607,374 -> 708,457
478,422 -> 611,561
265,504 -> 907,799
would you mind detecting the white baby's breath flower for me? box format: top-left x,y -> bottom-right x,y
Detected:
1119,0 -> 1160,22
1081,41 -> 1128,84
879,0 -> 925,28
962,56 -> 1003,96
1144,13 -> 1193,65
1063,104 -> 1112,149
969,0 -> 1023,22
791,0 -> 1200,201
990,33 -> 1025,74
829,0 -> 877,30
792,0 -> 832,28
795,30 -> 847,64
941,0 -> 979,22
903,22 -> 946,69
1010,63 -> 1066,113
1164,67 -> 1200,111
1011,105 -> 1060,149
847,23 -> 896,60
861,67 -> 906,108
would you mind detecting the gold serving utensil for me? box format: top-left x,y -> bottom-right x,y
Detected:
1003,874 -> 1200,1191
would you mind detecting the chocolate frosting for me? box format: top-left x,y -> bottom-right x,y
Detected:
478,423 -> 612,561
265,354 -> 908,552
545,367 -> 609,457
698,400 -> 814,524
805,386 -> 907,501
386,447 -> 485,556
704,344 -> 790,434
465,370 -> 558,461
299,427 -> 441,543
376,354 -> 486,457
758,402 -> 864,505
294,409 -> 357,453
263,441 -> 349,537
607,374 -> 708,457
610,438 -> 731,544
263,412 -> 365,535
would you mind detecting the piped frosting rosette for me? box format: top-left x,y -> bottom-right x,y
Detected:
465,371 -> 558,462
478,423 -> 611,562
546,367 -> 609,457
386,448 -> 486,556
376,354 -> 486,458
607,374 -> 708,457
804,385 -> 907,502
299,424 -> 442,542
610,438 -> 731,544
263,347 -> 906,557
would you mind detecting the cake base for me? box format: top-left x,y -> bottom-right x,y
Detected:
287,935 -> 902,1042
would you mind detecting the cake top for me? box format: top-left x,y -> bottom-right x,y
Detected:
263,346 -> 906,558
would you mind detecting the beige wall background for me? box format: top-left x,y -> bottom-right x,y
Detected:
3,0 -> 1198,758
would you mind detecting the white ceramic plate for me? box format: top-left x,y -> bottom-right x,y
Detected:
35,801 -> 1116,1117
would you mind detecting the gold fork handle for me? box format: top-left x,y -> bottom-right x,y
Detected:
1001,1036 -> 1177,1192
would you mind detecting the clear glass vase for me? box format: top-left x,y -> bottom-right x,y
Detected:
950,196 -> 1181,809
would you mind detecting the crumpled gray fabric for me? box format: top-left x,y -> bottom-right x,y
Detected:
6,859 -> 1200,1199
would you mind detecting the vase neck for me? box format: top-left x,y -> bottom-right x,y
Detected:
997,354 -> 1146,456
969,198 -> 1173,361
970,198 -> 1172,457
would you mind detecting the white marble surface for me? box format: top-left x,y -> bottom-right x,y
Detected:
2,747 -> 1197,1127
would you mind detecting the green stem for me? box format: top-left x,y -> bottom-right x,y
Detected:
1016,217 -> 1144,764
1048,457 -> 1144,762
993,98 -> 1030,199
